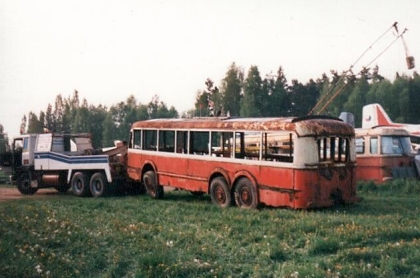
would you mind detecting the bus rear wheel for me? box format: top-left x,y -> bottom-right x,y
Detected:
210,177 -> 232,208
143,171 -> 163,199
71,172 -> 91,197
234,177 -> 258,209
90,172 -> 108,197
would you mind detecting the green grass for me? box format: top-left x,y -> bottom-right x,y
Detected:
1,181 -> 420,277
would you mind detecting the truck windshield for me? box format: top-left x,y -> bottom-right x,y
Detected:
381,136 -> 414,155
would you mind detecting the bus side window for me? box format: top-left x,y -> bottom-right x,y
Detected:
143,130 -> 157,151
241,132 -> 260,160
159,130 -> 175,152
355,137 -> 364,154
176,131 -> 188,153
370,137 -> 378,154
211,132 -> 233,158
190,131 -> 209,155
133,130 -> 141,149
262,132 -> 294,163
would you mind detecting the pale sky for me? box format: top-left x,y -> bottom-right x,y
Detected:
1,0 -> 418,138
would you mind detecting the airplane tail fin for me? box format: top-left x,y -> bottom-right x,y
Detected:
362,103 -> 394,128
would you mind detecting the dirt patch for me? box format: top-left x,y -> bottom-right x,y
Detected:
0,185 -> 177,202
0,187 -> 66,202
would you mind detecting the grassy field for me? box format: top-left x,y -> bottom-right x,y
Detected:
1,180 -> 420,278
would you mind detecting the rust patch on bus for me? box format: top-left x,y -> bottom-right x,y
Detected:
132,116 -> 354,137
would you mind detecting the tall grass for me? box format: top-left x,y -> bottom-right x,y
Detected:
1,180 -> 420,277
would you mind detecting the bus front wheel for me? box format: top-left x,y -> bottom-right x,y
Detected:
17,173 -> 38,195
234,177 -> 258,209
143,171 -> 163,199
210,177 -> 232,208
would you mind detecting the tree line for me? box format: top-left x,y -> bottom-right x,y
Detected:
13,62 -> 420,148
195,63 -> 420,127
20,93 -> 178,148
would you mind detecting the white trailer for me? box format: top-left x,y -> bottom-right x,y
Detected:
11,133 -> 131,197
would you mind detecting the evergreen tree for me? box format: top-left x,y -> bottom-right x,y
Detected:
220,63 -> 243,116
73,99 -> 90,133
110,101 -> 127,141
304,79 -> 320,115
240,66 -> 263,117
194,89 -> 210,117
102,112 -> 116,147
206,78 -> 222,116
137,104 -> 149,121
194,79 -> 221,117
371,65 -> 384,83
166,106 -> 178,118
44,104 -> 54,132
39,112 -> 45,132
389,74 -> 410,121
147,95 -> 160,119
122,95 -> 140,141
53,94 -> 64,132
408,72 -> 420,124
267,66 -> 290,116
89,104 -> 107,148
0,124 -> 9,161
289,80 -> 308,116
27,112 -> 43,133
343,71 -> 369,126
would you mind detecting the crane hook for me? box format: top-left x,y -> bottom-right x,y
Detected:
394,22 -> 415,69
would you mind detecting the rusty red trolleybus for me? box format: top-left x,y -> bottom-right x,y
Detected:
127,116 -> 359,209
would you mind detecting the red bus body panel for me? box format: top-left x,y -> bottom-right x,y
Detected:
128,152 -> 357,209
356,156 -> 414,183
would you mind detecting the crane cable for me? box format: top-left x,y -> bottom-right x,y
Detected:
315,25 -> 409,115
308,22 -> 401,115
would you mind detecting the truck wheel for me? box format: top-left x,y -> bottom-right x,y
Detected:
71,172 -> 91,197
17,173 -> 38,195
90,172 -> 108,197
210,177 -> 232,208
143,171 -> 163,199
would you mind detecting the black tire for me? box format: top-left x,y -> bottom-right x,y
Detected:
90,172 -> 109,197
71,172 -> 90,197
210,177 -> 232,208
143,171 -> 163,199
234,177 -> 258,209
17,173 -> 38,195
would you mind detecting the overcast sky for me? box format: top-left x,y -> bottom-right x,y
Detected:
1,0 -> 418,138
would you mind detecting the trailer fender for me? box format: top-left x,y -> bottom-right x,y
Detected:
208,167 -> 231,190
233,170 -> 257,186
141,160 -> 158,183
